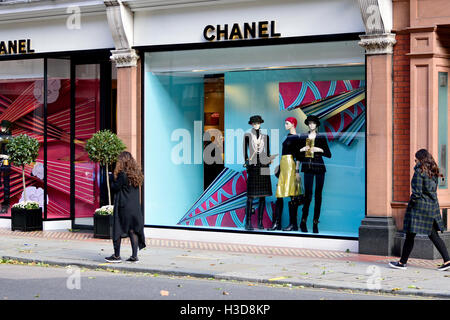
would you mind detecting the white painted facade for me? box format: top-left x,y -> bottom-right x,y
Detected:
0,0 -> 365,252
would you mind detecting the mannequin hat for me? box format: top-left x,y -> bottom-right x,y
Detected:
304,115 -> 321,126
1,120 -> 11,128
248,115 -> 264,125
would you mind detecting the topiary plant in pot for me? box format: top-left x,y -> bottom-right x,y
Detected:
85,130 -> 126,238
7,134 -> 42,231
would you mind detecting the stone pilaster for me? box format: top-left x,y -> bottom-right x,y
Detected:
104,0 -> 141,164
359,33 -> 397,55
357,0 -> 397,256
110,49 -> 139,68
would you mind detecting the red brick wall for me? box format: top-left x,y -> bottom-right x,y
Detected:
393,33 -> 411,202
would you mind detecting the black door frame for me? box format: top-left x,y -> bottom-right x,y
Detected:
70,52 -> 113,230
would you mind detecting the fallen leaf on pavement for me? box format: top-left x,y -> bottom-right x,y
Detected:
222,291 -> 230,295
160,290 -> 169,296
407,285 -> 420,289
391,288 -> 402,291
268,276 -> 288,281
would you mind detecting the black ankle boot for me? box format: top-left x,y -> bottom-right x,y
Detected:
313,219 -> 319,234
300,219 -> 308,233
283,201 -> 298,231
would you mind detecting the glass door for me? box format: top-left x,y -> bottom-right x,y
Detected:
72,64 -> 101,228
46,58 -> 72,220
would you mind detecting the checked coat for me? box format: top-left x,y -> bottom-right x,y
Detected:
403,164 -> 445,235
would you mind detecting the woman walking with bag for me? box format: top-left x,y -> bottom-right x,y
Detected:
389,149 -> 450,271
105,151 -> 146,263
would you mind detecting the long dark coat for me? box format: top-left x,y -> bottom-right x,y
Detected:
110,172 -> 146,250
403,164 -> 445,235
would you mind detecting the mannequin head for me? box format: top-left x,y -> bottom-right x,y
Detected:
285,121 -> 293,130
252,123 -> 261,130
0,120 -> 11,133
248,115 -> 264,130
285,117 -> 297,130
307,121 -> 318,131
304,115 -> 320,132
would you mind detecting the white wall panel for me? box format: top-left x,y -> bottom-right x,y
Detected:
134,0 -> 365,46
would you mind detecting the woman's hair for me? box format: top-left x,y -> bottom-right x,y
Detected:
415,149 -> 442,178
113,151 -> 144,187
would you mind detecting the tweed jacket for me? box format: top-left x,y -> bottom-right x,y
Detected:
243,129 -> 271,167
403,164 -> 445,235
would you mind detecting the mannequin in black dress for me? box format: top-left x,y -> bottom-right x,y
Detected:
243,115 -> 272,230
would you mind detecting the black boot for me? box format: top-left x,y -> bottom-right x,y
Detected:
245,212 -> 254,230
300,219 -> 308,233
283,201 -> 298,231
313,219 -> 319,234
244,199 -> 254,231
268,200 -> 282,231
257,198 -> 265,229
257,211 -> 264,229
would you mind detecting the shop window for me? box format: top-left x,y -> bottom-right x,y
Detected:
0,59 -> 45,217
144,45 -> 365,237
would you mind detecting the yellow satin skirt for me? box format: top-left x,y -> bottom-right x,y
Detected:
276,155 -> 302,198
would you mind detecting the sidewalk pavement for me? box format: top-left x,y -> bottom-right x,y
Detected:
0,228 -> 449,299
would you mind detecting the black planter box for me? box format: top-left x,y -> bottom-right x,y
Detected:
94,213 -> 112,239
11,207 -> 43,232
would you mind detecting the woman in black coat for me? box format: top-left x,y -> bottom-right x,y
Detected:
105,151 -> 146,263
390,149 -> 450,271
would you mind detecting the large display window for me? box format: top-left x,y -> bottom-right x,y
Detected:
0,59 -> 45,217
0,58 -> 106,223
144,43 -> 365,237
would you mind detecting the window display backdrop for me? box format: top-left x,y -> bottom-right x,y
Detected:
0,59 -> 100,220
0,59 -> 45,217
145,65 -> 365,237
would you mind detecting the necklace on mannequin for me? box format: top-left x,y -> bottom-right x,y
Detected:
251,131 -> 264,155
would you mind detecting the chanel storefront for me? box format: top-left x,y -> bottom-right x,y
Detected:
134,0 -> 367,251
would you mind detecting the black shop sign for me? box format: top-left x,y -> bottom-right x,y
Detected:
0,39 -> 35,55
203,21 -> 281,41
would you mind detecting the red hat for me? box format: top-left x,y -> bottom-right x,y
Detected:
285,117 -> 297,128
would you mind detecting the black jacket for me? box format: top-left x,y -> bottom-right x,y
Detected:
110,172 -> 146,249
298,133 -> 332,174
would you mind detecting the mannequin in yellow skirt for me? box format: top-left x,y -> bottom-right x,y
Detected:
268,117 -> 304,231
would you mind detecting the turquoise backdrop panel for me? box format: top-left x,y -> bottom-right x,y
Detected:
144,72 -> 204,225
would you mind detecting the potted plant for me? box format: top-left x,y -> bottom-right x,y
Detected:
7,134 -> 42,231
85,130 -> 126,238
93,205 -> 114,239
